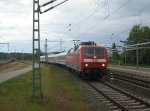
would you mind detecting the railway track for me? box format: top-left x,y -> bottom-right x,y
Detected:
108,69 -> 150,90
84,79 -> 150,111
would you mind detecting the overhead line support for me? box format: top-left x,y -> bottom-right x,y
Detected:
45,39 -> 48,63
40,0 -> 57,7
40,0 -> 69,14
32,0 -> 42,100
32,0 -> 69,101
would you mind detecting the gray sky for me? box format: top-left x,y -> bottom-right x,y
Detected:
0,0 -> 150,53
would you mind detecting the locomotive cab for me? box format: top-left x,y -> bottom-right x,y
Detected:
80,46 -> 108,78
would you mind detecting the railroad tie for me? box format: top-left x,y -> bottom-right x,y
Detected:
136,108 -> 150,111
126,104 -> 146,109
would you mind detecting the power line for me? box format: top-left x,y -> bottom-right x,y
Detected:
61,0 -> 109,36
69,0 -> 93,26
100,4 -> 150,43
32,0 -> 69,100
69,0 -> 113,36
42,0 -> 111,43
99,17 -> 150,44
90,18 -> 150,46
72,0 -> 133,38
111,0 -> 133,16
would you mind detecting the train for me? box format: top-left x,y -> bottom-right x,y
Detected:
40,41 -> 108,79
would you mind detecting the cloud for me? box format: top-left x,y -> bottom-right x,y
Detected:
0,0 -> 150,53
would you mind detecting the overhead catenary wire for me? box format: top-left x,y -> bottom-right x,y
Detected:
69,0 -> 93,27
61,0 -> 111,36
40,0 -> 112,47
42,39 -> 72,53
71,0 -> 133,38
99,4 -> 150,43
72,0 -> 150,46
60,0 -> 106,37
40,0 -> 150,51
69,0 -> 113,36
99,17 -> 150,44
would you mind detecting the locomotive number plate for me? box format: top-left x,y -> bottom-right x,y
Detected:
93,59 -> 98,62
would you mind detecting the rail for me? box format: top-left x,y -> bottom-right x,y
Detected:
108,69 -> 150,89
83,79 -> 150,111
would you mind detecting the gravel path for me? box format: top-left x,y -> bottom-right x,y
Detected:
0,65 -> 32,83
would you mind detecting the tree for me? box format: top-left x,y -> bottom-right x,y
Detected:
126,25 -> 150,65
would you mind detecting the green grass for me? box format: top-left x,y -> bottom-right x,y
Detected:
0,64 -> 97,111
22,61 -> 32,66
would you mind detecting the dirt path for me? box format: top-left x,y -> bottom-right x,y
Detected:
0,65 -> 32,83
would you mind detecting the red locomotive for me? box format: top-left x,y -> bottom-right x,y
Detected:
40,41 -> 108,79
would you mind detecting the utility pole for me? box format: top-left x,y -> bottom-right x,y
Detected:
124,44 -> 127,67
15,49 -> 16,59
32,0 -> 69,100
120,41 -> 128,67
7,44 -> 11,59
22,49 -> 24,61
32,0 -> 42,99
60,38 -> 62,52
136,45 -> 139,69
44,39 -> 70,53
45,39 -> 48,63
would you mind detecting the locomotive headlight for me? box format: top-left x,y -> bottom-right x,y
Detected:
85,64 -> 88,67
102,64 -> 105,67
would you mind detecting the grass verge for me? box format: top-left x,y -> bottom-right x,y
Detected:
0,61 -> 32,74
0,64 -> 97,111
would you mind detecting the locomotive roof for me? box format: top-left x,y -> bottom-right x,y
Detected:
79,45 -> 105,48
77,45 -> 105,50
67,45 -> 106,54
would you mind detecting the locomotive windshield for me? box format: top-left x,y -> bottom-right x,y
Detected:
84,48 -> 104,56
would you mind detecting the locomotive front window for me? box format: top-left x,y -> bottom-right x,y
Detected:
84,48 -> 94,55
84,48 -> 104,56
95,48 -> 104,56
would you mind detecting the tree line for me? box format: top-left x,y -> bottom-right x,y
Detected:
111,25 -> 150,66
0,52 -> 33,61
